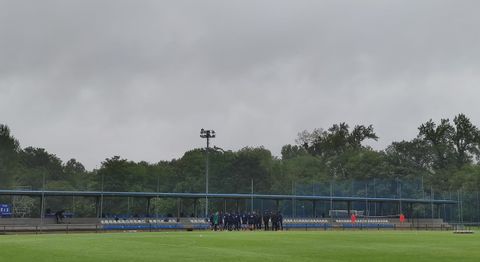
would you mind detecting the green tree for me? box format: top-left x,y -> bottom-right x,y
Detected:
451,114 -> 480,167
418,118 -> 456,169
416,114 -> 480,189
228,147 -> 273,194
16,147 -> 65,189
385,139 -> 433,179
281,144 -> 307,160
298,123 -> 378,157
97,156 -> 137,192
0,124 -> 21,188
174,149 -> 207,193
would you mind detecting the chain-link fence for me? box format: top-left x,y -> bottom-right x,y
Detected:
2,177 -> 476,223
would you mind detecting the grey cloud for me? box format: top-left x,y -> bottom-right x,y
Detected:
1,0 -> 480,169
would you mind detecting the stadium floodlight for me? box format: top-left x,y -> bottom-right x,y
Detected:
200,129 -> 215,218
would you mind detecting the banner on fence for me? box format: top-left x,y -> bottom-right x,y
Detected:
0,204 -> 12,216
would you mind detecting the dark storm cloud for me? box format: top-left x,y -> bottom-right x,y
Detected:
1,0 -> 480,169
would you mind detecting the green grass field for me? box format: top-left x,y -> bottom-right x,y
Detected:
0,231 -> 479,262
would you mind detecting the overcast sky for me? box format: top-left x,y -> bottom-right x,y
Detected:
1,0 -> 480,170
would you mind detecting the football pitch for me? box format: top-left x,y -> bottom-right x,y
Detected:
0,231 -> 479,262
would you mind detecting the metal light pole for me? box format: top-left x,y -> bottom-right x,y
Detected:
251,178 -> 254,213
200,128 -> 215,218
40,172 -> 46,225
101,172 -> 104,218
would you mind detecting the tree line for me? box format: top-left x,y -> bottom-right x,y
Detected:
1,113 -> 480,217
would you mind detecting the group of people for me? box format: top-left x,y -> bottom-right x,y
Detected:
208,211 -> 283,231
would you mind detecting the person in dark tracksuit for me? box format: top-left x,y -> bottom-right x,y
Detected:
227,213 -> 233,231
210,213 -> 214,230
248,212 -> 255,230
256,213 -> 262,230
271,212 -> 278,231
241,212 -> 248,230
278,212 -> 283,231
223,212 -> 228,231
235,213 -> 241,231
263,211 -> 270,231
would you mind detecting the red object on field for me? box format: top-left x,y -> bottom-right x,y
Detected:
399,214 -> 405,223
351,214 -> 357,223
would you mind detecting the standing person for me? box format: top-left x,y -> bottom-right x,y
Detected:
232,213 -> 237,231
278,212 -> 283,231
263,211 -> 270,231
235,213 -> 241,231
241,212 -> 248,230
213,212 -> 219,231
54,211 -> 61,224
271,212 -> 278,231
248,212 -> 255,230
227,213 -> 233,231
218,212 -> 224,231
209,213 -> 214,230
224,212 -> 229,231
256,212 -> 262,230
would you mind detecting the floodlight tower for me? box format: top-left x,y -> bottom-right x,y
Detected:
200,129 -> 215,218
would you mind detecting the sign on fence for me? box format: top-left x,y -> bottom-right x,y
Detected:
0,204 -> 12,216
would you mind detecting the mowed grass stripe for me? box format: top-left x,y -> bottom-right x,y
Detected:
0,231 -> 479,262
